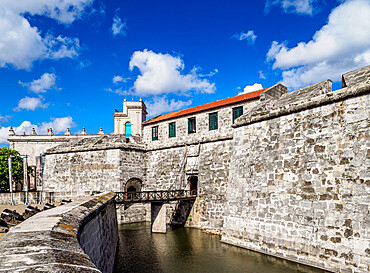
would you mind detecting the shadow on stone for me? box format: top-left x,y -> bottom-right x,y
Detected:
170,199 -> 195,228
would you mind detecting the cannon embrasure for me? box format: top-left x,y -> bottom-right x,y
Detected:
1,209 -> 25,225
0,218 -> 9,233
61,199 -> 72,205
24,206 -> 41,219
43,203 -> 56,210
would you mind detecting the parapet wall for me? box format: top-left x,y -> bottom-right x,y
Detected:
222,80 -> 370,272
0,192 -> 118,273
43,135 -> 146,197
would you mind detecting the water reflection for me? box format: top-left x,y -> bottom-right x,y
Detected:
113,223 -> 328,273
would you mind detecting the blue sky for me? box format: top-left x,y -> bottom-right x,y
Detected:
0,0 -> 369,145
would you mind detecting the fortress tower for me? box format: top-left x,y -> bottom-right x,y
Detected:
113,98 -> 147,137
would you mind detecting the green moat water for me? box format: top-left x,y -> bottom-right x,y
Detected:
113,223 -> 328,273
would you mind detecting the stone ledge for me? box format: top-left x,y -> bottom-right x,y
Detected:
44,135 -> 145,154
146,135 -> 233,151
234,81 -> 370,128
0,192 -> 117,273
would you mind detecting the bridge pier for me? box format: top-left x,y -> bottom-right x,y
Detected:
151,202 -> 166,233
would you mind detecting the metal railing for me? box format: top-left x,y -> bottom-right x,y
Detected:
115,190 -> 197,204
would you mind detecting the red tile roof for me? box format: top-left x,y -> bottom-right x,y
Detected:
143,88 -> 267,125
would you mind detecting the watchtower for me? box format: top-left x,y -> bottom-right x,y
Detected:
113,98 -> 147,137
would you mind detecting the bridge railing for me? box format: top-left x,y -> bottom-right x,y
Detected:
115,190 -> 197,204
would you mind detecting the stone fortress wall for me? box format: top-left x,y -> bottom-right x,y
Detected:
222,71 -> 370,272
5,65 -> 370,272
142,84 -> 287,229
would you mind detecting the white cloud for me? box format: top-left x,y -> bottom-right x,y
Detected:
266,0 -> 370,89
13,96 -> 49,111
146,96 -> 193,117
258,70 -> 266,79
19,73 -> 57,94
265,0 -> 318,15
41,116 -> 75,133
76,59 -> 92,70
0,0 -> 94,24
111,13 -> 127,36
238,83 -> 264,95
105,87 -> 131,96
0,9 -> 46,69
113,75 -> 130,84
231,30 -> 257,44
0,0 -> 90,69
44,35 -> 80,59
0,116 -> 75,144
190,67 -> 218,77
0,115 -> 11,125
129,49 -> 216,96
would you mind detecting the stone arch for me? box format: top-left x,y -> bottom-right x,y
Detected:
125,178 -> 142,192
187,175 -> 198,191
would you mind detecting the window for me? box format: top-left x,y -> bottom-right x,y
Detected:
152,126 -> 158,141
125,122 -> 131,137
209,112 -> 218,130
232,106 -> 243,123
169,122 -> 176,138
188,117 -> 196,134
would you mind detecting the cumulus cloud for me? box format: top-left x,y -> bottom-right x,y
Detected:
266,0 -> 370,89
0,0 -> 90,69
0,0 -> 94,24
146,96 -> 193,117
231,30 -> 257,44
129,49 -> 216,96
111,13 -> 127,36
13,96 -> 49,111
0,116 -> 75,144
238,83 -> 264,95
265,0 -> 319,15
19,73 -> 58,94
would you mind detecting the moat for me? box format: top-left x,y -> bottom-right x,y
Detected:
113,223 -> 328,273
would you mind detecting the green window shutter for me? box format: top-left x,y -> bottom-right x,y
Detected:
188,118 -> 196,134
209,113 -> 218,130
152,126 -> 158,141
169,122 -> 176,138
232,106 -> 243,123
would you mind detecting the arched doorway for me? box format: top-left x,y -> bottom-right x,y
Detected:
125,122 -> 131,137
188,175 -> 198,191
125,178 -> 142,192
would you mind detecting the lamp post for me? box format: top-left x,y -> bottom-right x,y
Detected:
8,155 -> 15,206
